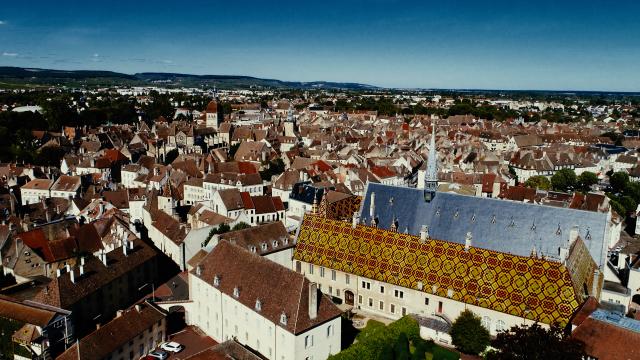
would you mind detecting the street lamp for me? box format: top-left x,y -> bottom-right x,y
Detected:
139,283 -> 155,300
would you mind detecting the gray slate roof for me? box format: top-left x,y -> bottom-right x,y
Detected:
359,183 -> 610,267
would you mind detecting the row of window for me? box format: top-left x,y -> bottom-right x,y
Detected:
361,281 -> 404,298
359,295 -> 408,316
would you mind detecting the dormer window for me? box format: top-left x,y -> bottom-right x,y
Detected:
272,240 -> 279,248
233,287 -> 240,298
261,243 -> 268,251
196,266 -> 202,276
255,299 -> 262,312
250,246 -> 256,253
491,214 -> 496,224
280,312 -> 287,325
213,275 -> 220,287
283,238 -> 289,245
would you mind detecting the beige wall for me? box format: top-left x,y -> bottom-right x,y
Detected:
188,273 -> 341,360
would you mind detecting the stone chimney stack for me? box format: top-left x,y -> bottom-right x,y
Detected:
569,225 -> 579,245
369,192 -> 376,219
592,269 -> 601,298
465,232 -> 472,251
352,212 -> 359,229
70,269 -> 75,283
308,282 -> 318,320
420,225 -> 429,243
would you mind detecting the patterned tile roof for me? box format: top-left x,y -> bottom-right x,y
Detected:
294,215 -> 583,326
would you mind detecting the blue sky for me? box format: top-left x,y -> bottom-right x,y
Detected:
0,0 -> 639,91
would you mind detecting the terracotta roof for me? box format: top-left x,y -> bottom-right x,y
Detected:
219,222 -> 291,255
33,240 -> 157,309
218,189 -> 245,211
295,215 -> 583,326
0,295 -> 56,327
206,100 -> 219,113
184,340 -> 261,360
192,241 -> 342,335
50,175 -> 81,192
57,302 -> 166,360
21,178 -> 53,190
572,311 -> 640,360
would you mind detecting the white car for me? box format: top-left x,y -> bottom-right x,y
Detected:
160,341 -> 184,353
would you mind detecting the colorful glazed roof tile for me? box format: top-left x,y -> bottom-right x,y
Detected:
294,215 -> 583,326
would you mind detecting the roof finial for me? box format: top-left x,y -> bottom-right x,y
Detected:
311,189 -> 319,215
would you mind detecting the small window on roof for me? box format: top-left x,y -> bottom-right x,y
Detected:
255,299 -> 262,312
213,275 -> 220,287
491,214 -> 496,224
233,287 -> 240,298
261,243 -> 268,251
280,312 -> 287,325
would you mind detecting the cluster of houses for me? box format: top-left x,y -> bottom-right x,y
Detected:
0,92 -> 640,359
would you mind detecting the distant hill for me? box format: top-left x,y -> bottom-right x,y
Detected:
0,66 -> 377,90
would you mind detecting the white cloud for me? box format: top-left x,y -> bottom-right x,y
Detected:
91,53 -> 100,62
0,21 -> 6,25
2,52 -> 18,57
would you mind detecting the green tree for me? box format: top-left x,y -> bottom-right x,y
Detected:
486,323 -> 585,360
228,143 -> 241,158
231,222 -> 252,231
610,171 -> 630,194
450,310 -> 490,355
524,175 -> 551,190
393,332 -> 411,360
551,169 -> 577,192
577,171 -> 598,192
164,149 -> 179,165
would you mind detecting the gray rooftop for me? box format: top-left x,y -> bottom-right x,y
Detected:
590,309 -> 640,333
359,183 -> 610,267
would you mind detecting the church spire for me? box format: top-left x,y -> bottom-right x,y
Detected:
424,121 -> 438,201
287,103 -> 294,122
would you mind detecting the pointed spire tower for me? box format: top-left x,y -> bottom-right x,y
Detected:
424,122 -> 438,202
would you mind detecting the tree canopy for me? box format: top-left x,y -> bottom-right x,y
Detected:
551,169 -> 577,192
450,310 -> 490,355
486,323 -> 586,360
577,171 -> 598,193
524,175 -> 551,190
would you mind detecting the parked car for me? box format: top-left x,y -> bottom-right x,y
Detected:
160,341 -> 184,353
146,350 -> 169,360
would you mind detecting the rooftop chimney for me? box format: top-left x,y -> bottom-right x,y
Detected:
420,225 -> 429,243
123,240 -> 128,256
464,232 -> 472,251
569,225 -> 579,245
591,269 -> 601,297
308,282 -> 318,320
369,192 -> 376,218
352,212 -> 359,229
99,251 -> 108,266
70,269 -> 75,283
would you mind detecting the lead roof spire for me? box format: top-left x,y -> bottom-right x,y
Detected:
424,121 -> 438,201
